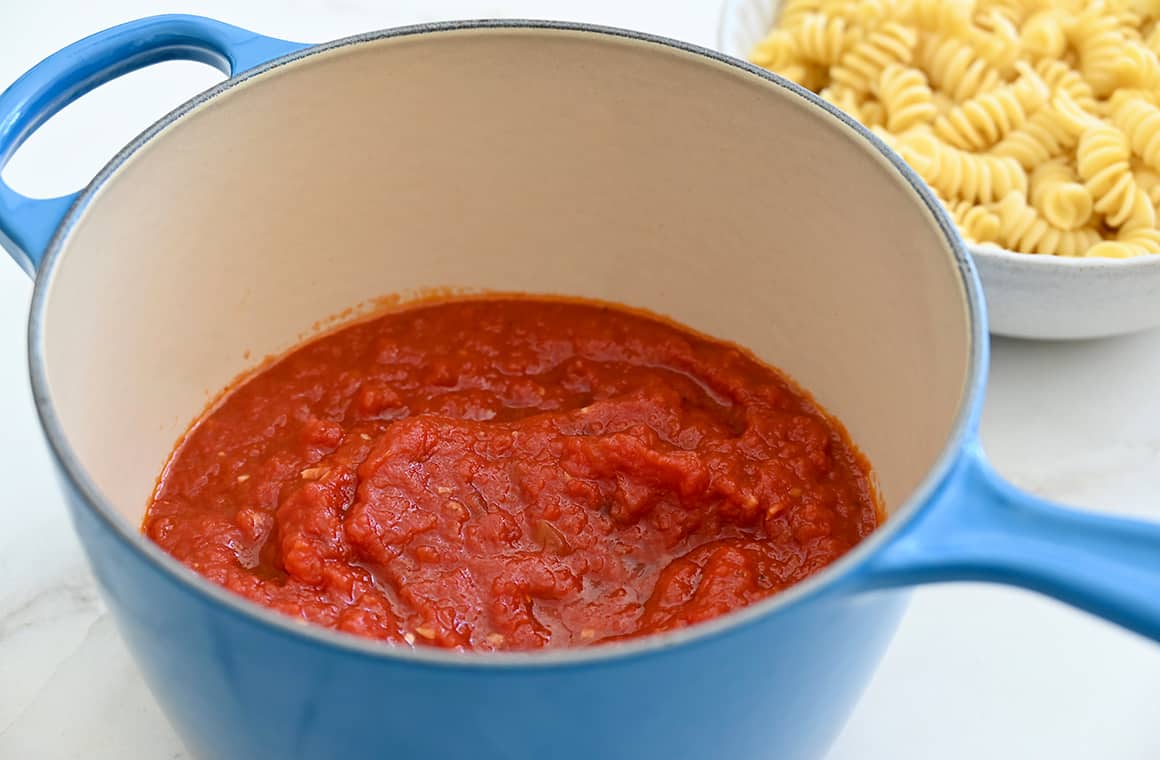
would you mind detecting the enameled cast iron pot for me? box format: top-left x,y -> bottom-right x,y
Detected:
2,16 -> 1159,760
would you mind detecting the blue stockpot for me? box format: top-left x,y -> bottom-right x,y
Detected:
2,15 -> 1159,760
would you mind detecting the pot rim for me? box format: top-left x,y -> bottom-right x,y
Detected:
26,18 -> 988,669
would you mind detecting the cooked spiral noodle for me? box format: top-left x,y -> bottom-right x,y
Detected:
801,63 -> 832,90
1108,87 -> 1160,108
902,131 -> 1027,202
845,0 -> 888,26
1075,122 -> 1156,228
1029,159 -> 1094,229
1086,226 -> 1160,256
771,60 -> 830,90
946,198 -> 1003,242
932,90 -> 956,113
977,0 -> 1065,26
1072,5 -> 1137,97
992,191 -> 1102,255
847,0 -> 912,28
1120,226 -> 1160,251
1147,23 -> 1160,56
747,0 -> 1160,258
1132,164 -> 1160,206
1110,92 -> 1160,171
1118,43 -> 1160,90
780,0 -> 829,27
820,85 -> 864,118
876,64 -> 937,131
1032,59 -> 1098,112
1133,0 -> 1160,24
1121,185 -> 1158,231
990,106 -> 1077,169
751,28 -> 800,70
976,0 -> 1026,25
967,8 -> 1023,73
1051,88 -> 1105,139
908,0 -> 975,32
918,34 -> 1002,101
859,99 -> 887,126
831,21 -> 917,91
1019,10 -> 1071,60
1115,8 -> 1145,38
1084,241 -> 1144,257
793,13 -> 863,66
932,68 -> 1047,149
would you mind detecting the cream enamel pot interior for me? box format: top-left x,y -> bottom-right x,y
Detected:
717,0 -> 1160,340
1,16 -> 1159,760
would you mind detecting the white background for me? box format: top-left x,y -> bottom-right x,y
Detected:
1,2 -> 1159,758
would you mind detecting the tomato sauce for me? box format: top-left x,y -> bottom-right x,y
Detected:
145,298 -> 879,651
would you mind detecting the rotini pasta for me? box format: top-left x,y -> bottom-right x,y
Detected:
1087,226 -> 1160,256
820,84 -> 865,120
1133,164 -> 1160,206
903,130 -> 1027,202
1120,226 -> 1160,251
830,21 -> 917,91
1019,10 -> 1071,61
845,0 -> 899,28
992,191 -> 1103,256
991,107 -> 1077,169
750,28 -> 800,70
946,198 -> 1003,243
750,0 -> 1160,257
793,13 -> 862,66
1118,43 -> 1160,91
968,8 -> 1022,74
1072,3 -> 1137,97
1033,59 -> 1098,112
780,0 -> 829,27
918,34 -> 1002,101
932,68 -> 1047,150
908,0 -> 974,33
876,64 -> 936,132
1131,0 -> 1160,24
859,99 -> 887,127
1029,159 -> 1093,230
1075,122 -> 1155,228
1146,23 -> 1160,56
782,61 -> 831,90
1109,92 -> 1160,170
1127,233 -> 1160,253
932,90 -> 956,114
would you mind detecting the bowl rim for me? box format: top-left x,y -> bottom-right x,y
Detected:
26,18 -> 987,669
969,241 -> 1160,269
716,0 -> 1160,271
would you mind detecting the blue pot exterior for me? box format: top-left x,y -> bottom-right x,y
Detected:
12,14 -> 1160,760
65,472 -> 908,760
0,15 -> 307,272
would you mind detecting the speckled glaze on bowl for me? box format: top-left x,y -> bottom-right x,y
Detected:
718,0 -> 1160,340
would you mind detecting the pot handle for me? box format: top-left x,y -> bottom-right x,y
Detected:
853,441 -> 1160,640
0,14 -> 307,275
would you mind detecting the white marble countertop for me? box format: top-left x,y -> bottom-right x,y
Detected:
2,1 -> 1159,758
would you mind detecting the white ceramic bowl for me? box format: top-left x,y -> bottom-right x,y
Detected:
718,0 -> 1160,340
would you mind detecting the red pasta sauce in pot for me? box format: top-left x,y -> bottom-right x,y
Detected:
145,298 -> 880,651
